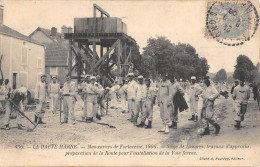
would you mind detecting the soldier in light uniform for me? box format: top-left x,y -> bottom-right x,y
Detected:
200,76 -> 220,135
61,74 -> 77,125
118,79 -> 128,113
158,74 -> 172,134
126,73 -> 137,122
135,76 -> 147,127
143,78 -> 157,129
110,80 -> 120,109
169,76 -> 186,129
231,80 -> 239,112
188,76 -> 203,122
34,74 -> 48,124
48,76 -> 60,114
84,76 -> 99,122
1,88 -> 27,130
81,75 -> 91,121
95,80 -> 104,120
232,77 -> 250,130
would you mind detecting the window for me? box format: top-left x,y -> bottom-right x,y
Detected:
12,73 -> 17,89
21,47 -> 28,65
19,71 -> 28,87
37,58 -> 42,68
50,67 -> 58,75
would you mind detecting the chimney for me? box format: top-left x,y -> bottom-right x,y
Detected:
0,5 -> 4,27
68,26 -> 73,33
51,27 -> 57,36
61,25 -> 68,34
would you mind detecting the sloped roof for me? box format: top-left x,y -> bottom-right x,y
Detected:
29,27 -> 64,43
0,25 -> 44,46
45,43 -> 69,66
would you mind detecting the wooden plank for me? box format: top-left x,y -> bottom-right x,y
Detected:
89,39 -> 120,74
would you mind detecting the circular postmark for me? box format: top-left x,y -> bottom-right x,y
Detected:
206,0 -> 259,46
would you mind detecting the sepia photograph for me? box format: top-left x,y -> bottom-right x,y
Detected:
0,0 -> 259,166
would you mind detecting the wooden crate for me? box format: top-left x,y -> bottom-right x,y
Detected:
74,17 -> 127,34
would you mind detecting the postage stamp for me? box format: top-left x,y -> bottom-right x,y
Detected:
205,0 -> 259,46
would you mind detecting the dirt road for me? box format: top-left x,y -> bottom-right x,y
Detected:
0,96 -> 259,149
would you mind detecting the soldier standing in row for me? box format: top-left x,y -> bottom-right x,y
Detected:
188,76 -> 203,122
81,75 -> 91,121
48,76 -> 60,114
142,78 -> 157,129
118,79 -> 128,113
233,78 -> 250,130
61,74 -> 77,125
34,74 -> 48,124
85,76 -> 99,122
158,74 -> 172,134
126,73 -> 137,122
231,80 -> 239,112
135,76 -> 147,127
200,76 -> 220,135
169,75 -> 186,129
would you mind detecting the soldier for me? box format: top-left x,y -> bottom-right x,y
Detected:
126,73 -> 137,122
135,76 -> 147,127
200,76 -> 220,135
48,76 -> 60,114
1,88 -> 27,130
94,80 -> 104,119
84,76 -> 99,122
81,75 -> 91,121
169,75 -> 186,129
61,74 -> 77,125
231,80 -> 239,112
118,79 -> 128,113
232,77 -> 250,130
188,76 -> 203,122
143,78 -> 157,129
158,74 -> 172,134
34,74 -> 48,124
110,80 -> 120,109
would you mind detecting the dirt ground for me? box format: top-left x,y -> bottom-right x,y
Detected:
0,94 -> 259,149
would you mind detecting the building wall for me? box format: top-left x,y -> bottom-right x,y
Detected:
30,31 -> 53,44
0,34 -> 45,95
45,66 -> 68,85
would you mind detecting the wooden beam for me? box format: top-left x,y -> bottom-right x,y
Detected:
89,39 -> 120,74
72,47 -> 88,74
93,4 -> 110,17
72,44 -> 91,63
117,39 -> 122,77
68,40 -> 73,76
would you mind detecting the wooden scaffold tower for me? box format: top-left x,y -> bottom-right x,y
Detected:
64,4 -> 136,86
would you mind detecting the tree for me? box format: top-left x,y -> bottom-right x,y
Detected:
214,69 -> 227,82
233,55 -> 257,82
134,36 -> 210,80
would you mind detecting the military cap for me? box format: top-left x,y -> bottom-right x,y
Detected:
137,75 -> 144,79
40,74 -> 47,78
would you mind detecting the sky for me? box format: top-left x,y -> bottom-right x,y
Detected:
1,0 -> 260,73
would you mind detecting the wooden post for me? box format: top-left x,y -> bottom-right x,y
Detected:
117,40 -> 122,78
92,42 -> 96,75
68,40 -> 73,76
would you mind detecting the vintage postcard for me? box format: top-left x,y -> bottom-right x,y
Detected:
0,0 -> 259,166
